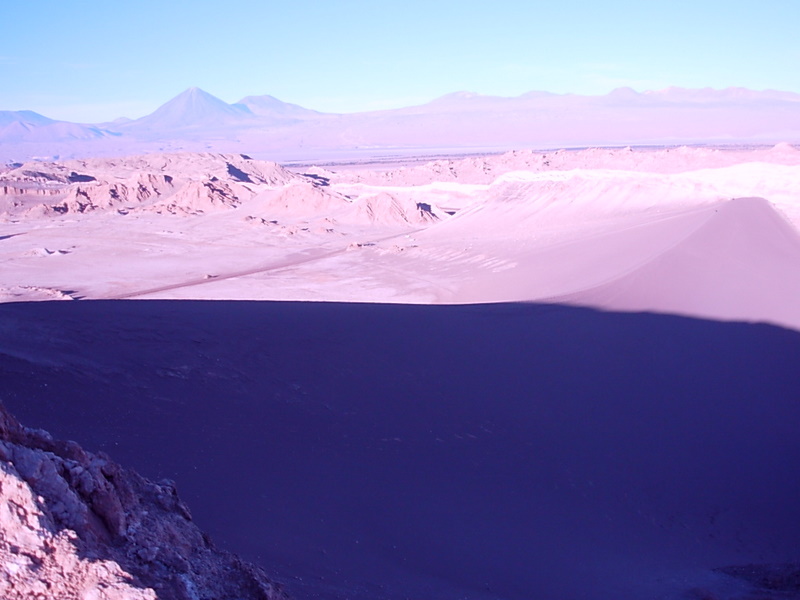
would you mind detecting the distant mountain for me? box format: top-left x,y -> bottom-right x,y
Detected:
117,89 -> 324,134
121,87 -> 254,132
99,116 -> 134,127
643,86 -> 800,104
0,111 -> 114,144
421,86 -> 800,109
234,94 -> 322,119
428,91 -> 490,104
2,86 -> 799,162
0,110 -> 56,128
411,91 -> 513,113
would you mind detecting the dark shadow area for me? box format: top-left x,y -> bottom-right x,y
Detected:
67,171 -> 97,183
0,398 -> 287,599
226,162 -> 254,183
1,300 -> 799,600
300,172 -> 330,186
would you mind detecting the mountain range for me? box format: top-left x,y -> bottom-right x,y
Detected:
2,86 -> 800,162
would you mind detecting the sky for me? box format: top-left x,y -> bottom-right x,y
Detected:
2,0 -> 799,123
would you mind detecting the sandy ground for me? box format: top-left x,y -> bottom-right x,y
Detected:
2,145 -> 800,329
1,300 -> 799,600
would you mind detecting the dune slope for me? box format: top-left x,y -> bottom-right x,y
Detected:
1,299 -> 799,600
561,196 -> 800,324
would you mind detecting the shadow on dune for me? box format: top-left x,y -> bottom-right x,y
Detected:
1,300 -> 799,600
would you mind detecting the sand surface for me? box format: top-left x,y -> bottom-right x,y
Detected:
1,300 -> 799,600
2,145 -> 800,330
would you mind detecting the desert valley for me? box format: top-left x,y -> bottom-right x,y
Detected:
2,140 -> 800,329
1,85 -> 800,600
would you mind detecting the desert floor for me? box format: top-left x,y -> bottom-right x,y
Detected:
3,145 -> 800,329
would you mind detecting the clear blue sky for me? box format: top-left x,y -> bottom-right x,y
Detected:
2,0 -> 798,122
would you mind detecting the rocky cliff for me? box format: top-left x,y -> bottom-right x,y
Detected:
0,401 -> 288,600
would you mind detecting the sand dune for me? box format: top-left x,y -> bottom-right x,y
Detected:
561,197 -> 800,325
431,189 -> 800,328
2,300 -> 799,600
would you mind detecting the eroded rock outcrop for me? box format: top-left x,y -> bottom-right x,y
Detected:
0,153 -> 307,217
0,402 -> 288,600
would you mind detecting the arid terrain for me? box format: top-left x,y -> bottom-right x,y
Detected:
5,0 -> 800,592
2,141 -> 800,600
2,144 -> 800,329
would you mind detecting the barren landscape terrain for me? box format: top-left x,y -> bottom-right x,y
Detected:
2,144 -> 800,330
1,139 -> 800,599
5,0 -> 800,594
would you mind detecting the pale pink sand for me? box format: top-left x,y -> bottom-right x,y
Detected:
2,146 -> 800,330
561,197 -> 800,326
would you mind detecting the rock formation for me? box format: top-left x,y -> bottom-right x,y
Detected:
0,152 -> 307,217
0,401 -> 288,600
